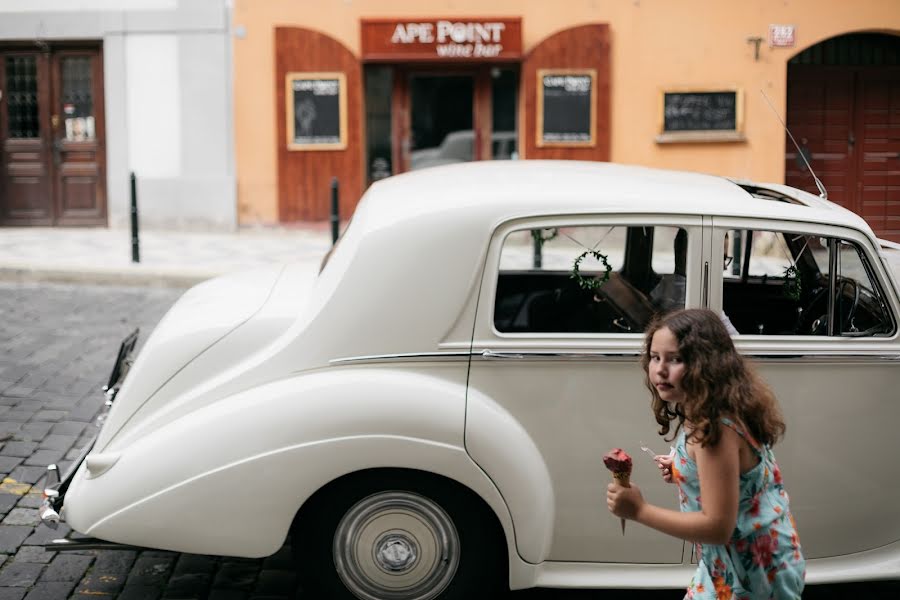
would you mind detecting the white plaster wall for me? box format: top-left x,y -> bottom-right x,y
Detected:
126,35 -> 181,178
0,0 -> 236,231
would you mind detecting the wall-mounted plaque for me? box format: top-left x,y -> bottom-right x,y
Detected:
285,72 -> 347,151
656,89 -> 745,143
536,69 -> 596,147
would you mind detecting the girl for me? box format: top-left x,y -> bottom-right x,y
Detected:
607,308 -> 805,599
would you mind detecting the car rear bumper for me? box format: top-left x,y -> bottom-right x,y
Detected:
38,329 -> 139,529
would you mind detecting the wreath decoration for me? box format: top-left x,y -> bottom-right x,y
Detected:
783,264 -> 801,301
571,249 -> 613,291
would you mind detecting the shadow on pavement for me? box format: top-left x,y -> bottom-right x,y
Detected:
509,581 -> 900,599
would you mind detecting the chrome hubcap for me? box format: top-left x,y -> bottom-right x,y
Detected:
376,534 -> 418,572
333,490 -> 460,600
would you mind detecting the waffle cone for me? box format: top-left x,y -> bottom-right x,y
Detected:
611,471 -> 631,535
612,472 -> 631,487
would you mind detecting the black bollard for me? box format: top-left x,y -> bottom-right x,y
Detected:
330,177 -> 340,245
130,172 -> 140,263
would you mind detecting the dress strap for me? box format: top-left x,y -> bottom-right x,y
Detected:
720,417 -> 763,454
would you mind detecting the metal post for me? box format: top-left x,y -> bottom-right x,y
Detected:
130,172 -> 140,263
532,231 -> 543,269
330,177 -> 340,245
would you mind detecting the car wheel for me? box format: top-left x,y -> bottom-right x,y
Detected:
292,471 -> 506,600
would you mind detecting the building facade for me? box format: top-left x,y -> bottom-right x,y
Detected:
233,0 -> 900,241
0,0 -> 235,230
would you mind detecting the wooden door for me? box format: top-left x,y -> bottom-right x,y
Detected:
786,57 -> 900,242
0,45 -> 105,226
50,49 -> 106,225
856,67 -> 900,241
785,67 -> 857,213
0,51 -> 53,224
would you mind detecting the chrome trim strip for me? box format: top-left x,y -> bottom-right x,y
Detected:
332,350 -> 898,365
746,353 -> 900,363
330,352 -> 471,365
478,349 -> 640,361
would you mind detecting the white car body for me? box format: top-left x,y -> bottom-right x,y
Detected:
51,161 -> 900,595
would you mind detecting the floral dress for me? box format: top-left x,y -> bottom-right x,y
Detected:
671,418 -> 805,600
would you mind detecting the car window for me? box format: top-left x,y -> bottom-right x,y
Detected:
835,241 -> 894,336
721,229 -> 894,336
495,225 -> 687,334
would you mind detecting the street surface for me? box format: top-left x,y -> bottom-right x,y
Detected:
1,281 -> 897,599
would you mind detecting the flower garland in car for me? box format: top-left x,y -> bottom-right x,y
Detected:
783,264 -> 801,301
571,249 -> 613,291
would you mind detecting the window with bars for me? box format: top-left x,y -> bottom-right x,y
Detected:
5,56 -> 39,139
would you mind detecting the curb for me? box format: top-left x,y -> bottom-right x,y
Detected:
0,266 -> 211,288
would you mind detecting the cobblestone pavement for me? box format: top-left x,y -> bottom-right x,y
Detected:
1,281 -> 898,599
0,282 -> 300,600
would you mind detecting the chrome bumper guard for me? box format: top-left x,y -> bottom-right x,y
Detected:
39,439 -> 96,529
39,328 -> 139,531
45,537 -> 145,552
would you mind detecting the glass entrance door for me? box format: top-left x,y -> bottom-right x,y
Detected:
364,65 -> 519,181
408,74 -> 474,171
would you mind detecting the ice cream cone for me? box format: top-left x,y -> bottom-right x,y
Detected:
603,448 -> 634,535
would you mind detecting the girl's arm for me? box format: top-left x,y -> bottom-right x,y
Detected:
609,427 -> 741,545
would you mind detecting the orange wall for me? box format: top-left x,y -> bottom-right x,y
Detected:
233,0 -> 900,224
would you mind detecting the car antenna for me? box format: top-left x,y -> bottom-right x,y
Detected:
760,89 -> 828,201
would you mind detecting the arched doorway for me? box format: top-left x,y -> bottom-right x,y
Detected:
785,32 -> 900,242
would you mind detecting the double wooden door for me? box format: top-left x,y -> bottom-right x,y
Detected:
0,45 -> 106,226
786,65 -> 900,242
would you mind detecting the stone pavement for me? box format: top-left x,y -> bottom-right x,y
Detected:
0,226 -> 335,288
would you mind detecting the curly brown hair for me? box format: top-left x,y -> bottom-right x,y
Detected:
640,308 -> 786,448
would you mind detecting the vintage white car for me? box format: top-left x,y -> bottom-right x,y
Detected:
41,161 -> 900,599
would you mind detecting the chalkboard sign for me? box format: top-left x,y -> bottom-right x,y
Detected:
537,69 -> 596,147
657,89 -> 744,142
285,72 -> 347,151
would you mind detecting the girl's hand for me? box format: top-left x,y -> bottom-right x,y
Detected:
606,482 -> 645,521
655,454 -> 675,483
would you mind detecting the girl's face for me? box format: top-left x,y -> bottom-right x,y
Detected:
648,326 -> 686,404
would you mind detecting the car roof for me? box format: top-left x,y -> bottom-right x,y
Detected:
362,160 -> 874,236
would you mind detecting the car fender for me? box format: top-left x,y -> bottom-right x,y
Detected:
465,387 -> 555,563
63,368 -> 520,563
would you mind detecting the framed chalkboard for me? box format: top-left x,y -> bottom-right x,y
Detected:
285,72 -> 347,151
657,88 -> 745,143
536,69 -> 596,147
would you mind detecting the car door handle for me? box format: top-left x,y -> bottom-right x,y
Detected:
481,350 -> 528,359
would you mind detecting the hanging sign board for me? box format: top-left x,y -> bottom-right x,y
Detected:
285,72 -> 347,151
536,69 -> 596,147
656,88 -> 745,143
361,18 -> 522,62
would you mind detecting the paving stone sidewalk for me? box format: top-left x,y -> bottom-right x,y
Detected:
0,226 -> 332,288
